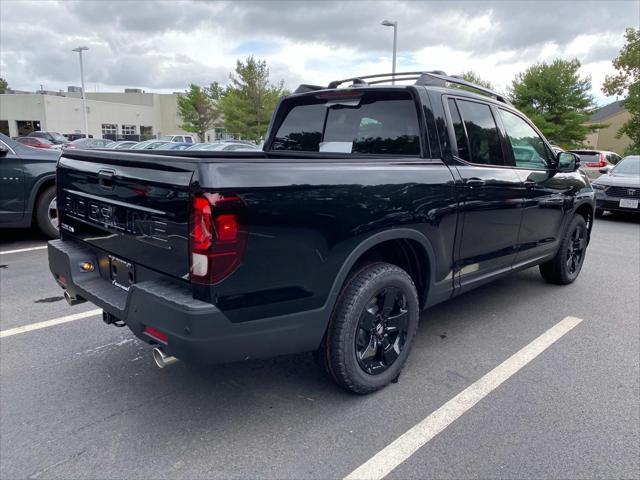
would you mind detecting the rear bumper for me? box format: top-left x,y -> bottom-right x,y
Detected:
48,239 -> 327,364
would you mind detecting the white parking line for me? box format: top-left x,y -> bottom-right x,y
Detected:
0,309 -> 102,338
344,316 -> 584,480
0,245 -> 47,255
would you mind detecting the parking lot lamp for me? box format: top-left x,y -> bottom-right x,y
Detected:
381,20 -> 397,84
72,46 -> 89,138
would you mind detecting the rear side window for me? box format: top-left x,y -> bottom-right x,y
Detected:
607,153 -> 621,164
455,99 -> 504,166
448,99 -> 470,162
271,91 -> 421,156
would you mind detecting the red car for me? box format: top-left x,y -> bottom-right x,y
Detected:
15,137 -> 55,149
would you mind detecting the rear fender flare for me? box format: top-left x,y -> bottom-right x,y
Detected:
324,228 -> 436,316
27,174 -> 56,221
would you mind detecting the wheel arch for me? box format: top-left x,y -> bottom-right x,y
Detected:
574,201 -> 594,236
326,229 -> 436,312
28,175 -> 56,223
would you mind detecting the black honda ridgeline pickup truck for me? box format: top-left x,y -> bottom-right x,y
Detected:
49,71 -> 594,394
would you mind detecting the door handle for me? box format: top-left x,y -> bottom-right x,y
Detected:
464,177 -> 485,188
524,180 -> 537,189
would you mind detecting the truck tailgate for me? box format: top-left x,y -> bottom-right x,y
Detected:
57,151 -> 197,280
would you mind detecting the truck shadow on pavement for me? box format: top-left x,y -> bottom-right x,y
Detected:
72,268 -> 563,431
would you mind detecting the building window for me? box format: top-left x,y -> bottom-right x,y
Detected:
122,124 -> 137,135
140,126 -> 153,139
16,120 -> 41,136
102,123 -> 117,136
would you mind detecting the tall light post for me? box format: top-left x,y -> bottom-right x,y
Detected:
381,20 -> 397,84
72,46 -> 89,138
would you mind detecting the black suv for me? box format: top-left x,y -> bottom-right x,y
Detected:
48,71 -> 594,393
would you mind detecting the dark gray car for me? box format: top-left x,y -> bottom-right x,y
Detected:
0,133 -> 61,237
592,155 -> 640,215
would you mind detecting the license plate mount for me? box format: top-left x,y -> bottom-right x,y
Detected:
109,255 -> 135,291
619,198 -> 639,209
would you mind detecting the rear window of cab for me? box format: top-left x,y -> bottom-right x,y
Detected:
270,90 -> 421,156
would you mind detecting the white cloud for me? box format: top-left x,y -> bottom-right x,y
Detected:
0,0 -> 636,105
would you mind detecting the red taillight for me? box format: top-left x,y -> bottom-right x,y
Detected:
214,214 -> 239,242
586,153 -> 607,168
192,196 -> 212,251
145,326 -> 168,343
189,193 -> 247,284
598,152 -> 607,168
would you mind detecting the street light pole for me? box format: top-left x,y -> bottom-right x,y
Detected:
381,20 -> 398,84
72,46 -> 89,138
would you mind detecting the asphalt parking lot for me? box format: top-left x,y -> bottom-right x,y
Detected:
1,214 -> 639,480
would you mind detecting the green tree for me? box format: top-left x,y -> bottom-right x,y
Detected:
460,71 -> 494,90
602,27 -> 640,155
220,57 -> 288,141
510,59 -> 598,148
0,77 -> 8,94
177,83 -> 221,141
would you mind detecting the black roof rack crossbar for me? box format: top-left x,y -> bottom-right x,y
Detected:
327,71 -> 437,89
318,70 -> 512,106
367,76 -> 421,85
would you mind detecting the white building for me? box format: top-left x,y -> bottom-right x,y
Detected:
0,88 -> 213,140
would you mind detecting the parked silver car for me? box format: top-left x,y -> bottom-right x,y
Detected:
186,142 -> 258,151
569,149 -> 623,179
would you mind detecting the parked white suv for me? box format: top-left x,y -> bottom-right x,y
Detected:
159,134 -> 197,143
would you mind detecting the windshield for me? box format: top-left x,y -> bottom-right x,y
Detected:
130,141 -> 152,150
50,132 -> 67,141
271,90 -> 421,156
187,143 -> 223,150
613,156 -> 640,175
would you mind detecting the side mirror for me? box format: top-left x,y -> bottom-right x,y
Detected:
556,152 -> 580,173
599,165 -> 612,174
0,144 -> 8,157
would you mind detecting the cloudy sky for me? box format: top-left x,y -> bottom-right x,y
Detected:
1,0 -> 637,105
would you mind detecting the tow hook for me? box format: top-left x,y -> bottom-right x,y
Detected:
64,290 -> 86,306
152,348 -> 178,368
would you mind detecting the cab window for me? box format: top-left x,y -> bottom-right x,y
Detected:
499,109 -> 550,169
271,90 -> 421,156
454,99 -> 504,166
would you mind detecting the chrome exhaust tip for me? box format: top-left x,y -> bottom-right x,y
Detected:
152,347 -> 178,368
64,290 -> 86,306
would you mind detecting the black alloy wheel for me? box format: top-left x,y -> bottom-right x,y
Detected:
316,262 -> 419,394
540,214 -> 588,285
356,287 -> 409,375
566,225 -> 586,276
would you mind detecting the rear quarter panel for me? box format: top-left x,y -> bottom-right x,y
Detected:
195,160 -> 458,323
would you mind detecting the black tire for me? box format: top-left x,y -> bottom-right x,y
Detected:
539,215 -> 588,285
317,262 -> 419,394
595,208 -> 604,217
35,186 -> 59,239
